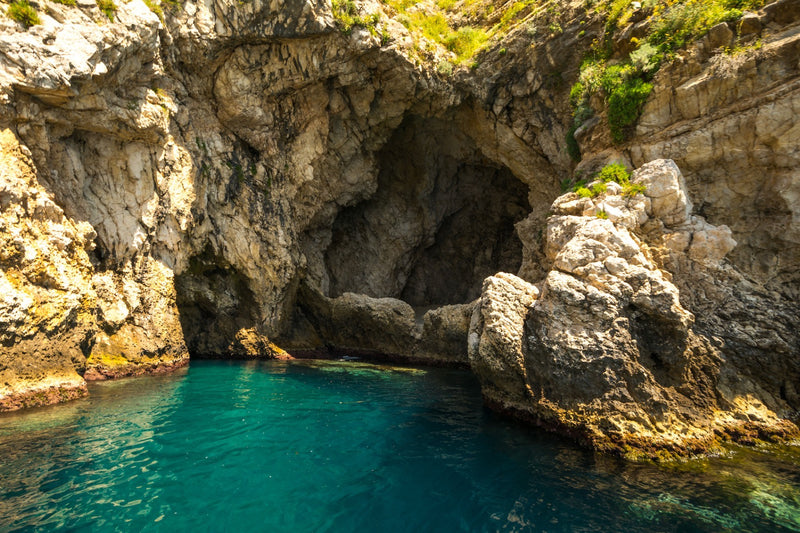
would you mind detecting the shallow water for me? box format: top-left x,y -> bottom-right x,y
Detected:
0,359 -> 798,532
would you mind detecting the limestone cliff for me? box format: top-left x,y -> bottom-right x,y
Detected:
470,160 -> 798,458
0,0 -> 797,457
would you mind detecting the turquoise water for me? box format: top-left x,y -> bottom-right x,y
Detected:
1,360 -> 799,532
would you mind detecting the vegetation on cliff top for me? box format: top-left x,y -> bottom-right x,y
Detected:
331,0 -> 566,69
96,0 -> 117,20
569,0 -> 766,151
572,162 -> 644,199
330,0 -> 767,142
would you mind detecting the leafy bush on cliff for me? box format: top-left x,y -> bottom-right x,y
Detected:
602,0 -> 761,52
565,123 -> 581,161
391,3 -> 488,64
444,26 -> 488,62
7,0 -> 40,28
648,0 -> 743,52
332,0 -> 381,35
569,163 -> 644,199
96,0 -> 117,21
568,56 -> 654,144
603,69 -> 653,143
596,163 -> 630,184
622,182 -> 646,197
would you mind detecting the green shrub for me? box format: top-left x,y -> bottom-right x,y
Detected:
596,209 -> 609,219
629,42 -> 660,74
566,124 -> 581,162
648,1 -> 743,52
7,0 -> 40,27
595,64 -> 653,143
599,63 -> 634,94
570,56 -> 654,145
569,81 -> 585,108
606,76 -> 653,143
96,0 -> 116,20
577,59 -> 605,95
591,182 -> 607,195
383,0 -> 495,64
575,187 -> 593,198
622,182 -> 647,196
436,59 -> 454,76
572,179 -> 587,192
414,11 -> 449,40
51,0 -> 76,5
331,0 -> 380,34
444,26 -> 488,62
597,163 -> 630,184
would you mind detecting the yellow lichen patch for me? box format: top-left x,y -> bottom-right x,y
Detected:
87,332 -> 133,368
86,351 -> 129,367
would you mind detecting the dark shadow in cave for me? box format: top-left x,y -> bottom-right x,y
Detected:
324,114 -> 531,307
174,249 -> 261,358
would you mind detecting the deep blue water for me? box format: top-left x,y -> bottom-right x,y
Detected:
0,360 -> 798,532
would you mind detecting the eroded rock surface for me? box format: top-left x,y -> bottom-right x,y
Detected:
468,160 -> 799,458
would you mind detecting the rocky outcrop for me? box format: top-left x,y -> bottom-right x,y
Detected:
576,2 -> 800,297
468,272 -> 538,402
0,128 -> 93,408
468,160 -> 799,458
0,122 -> 188,405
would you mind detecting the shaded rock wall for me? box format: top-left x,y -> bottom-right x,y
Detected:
324,115 -> 530,306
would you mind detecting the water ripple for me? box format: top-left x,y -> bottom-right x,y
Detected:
0,360 -> 798,532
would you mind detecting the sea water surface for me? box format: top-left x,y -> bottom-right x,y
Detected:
1,359 -> 799,532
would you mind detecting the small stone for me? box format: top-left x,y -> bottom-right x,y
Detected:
705,22 -> 734,49
737,13 -> 762,36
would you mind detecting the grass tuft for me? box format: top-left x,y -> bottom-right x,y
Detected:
7,0 -> 40,28
96,0 -> 116,20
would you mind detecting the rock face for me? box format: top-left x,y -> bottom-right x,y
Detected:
0,0 -> 796,458
577,4 -> 800,297
0,121 -> 189,403
0,128 -> 93,409
469,160 -> 799,457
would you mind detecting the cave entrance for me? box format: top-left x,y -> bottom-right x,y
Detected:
174,249 -> 262,358
324,115 -> 530,307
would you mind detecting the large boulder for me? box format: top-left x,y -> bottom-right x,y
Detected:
468,273 -> 539,402
469,160 -> 799,458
